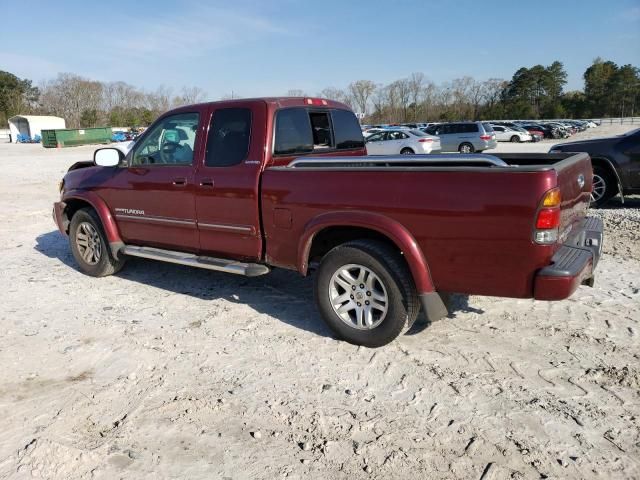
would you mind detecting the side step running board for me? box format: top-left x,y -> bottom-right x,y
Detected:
121,245 -> 270,277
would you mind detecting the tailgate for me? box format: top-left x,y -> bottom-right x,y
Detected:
553,153 -> 593,241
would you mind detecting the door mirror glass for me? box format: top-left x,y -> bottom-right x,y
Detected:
94,148 -> 122,167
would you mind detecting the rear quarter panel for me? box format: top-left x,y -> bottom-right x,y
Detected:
261,167 -> 559,298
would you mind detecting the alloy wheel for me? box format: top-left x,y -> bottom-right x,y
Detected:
591,174 -> 606,203
75,222 -> 102,265
329,264 -> 388,330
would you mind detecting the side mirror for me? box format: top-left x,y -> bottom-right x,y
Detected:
94,148 -> 123,167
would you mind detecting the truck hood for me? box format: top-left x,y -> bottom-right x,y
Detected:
550,137 -> 617,151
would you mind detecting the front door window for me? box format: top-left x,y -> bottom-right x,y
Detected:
131,113 -> 199,166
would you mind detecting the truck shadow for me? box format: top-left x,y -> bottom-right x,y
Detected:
35,231 -> 333,339
36,231 -> 486,341
406,294 -> 484,335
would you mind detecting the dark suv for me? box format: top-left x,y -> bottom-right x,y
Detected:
550,128 -> 640,206
424,122 -> 497,153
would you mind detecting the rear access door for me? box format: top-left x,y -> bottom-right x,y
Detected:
194,101 -> 267,261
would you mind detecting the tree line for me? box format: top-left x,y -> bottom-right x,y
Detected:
1,58 -> 638,128
0,72 -> 206,128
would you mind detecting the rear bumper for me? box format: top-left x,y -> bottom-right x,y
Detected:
534,216 -> 603,300
53,201 -> 68,235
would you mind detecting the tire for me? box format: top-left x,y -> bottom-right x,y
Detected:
69,208 -> 125,277
314,239 -> 419,347
400,148 -> 414,155
458,142 -> 474,153
510,135 -> 520,143
590,165 -> 617,208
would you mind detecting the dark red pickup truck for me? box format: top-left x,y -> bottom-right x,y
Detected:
53,97 -> 603,347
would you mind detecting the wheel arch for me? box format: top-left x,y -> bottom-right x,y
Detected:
298,211 -> 436,294
62,191 -> 124,256
590,156 -> 623,199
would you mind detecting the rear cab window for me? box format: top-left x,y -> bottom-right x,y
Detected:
274,107 -> 364,156
205,108 -> 251,167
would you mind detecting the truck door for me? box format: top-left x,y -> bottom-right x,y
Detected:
105,111 -> 202,252
194,102 -> 266,261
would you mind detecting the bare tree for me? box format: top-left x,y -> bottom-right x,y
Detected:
482,78 -> 507,110
408,72 -> 426,120
450,76 -> 474,119
174,86 -> 207,106
286,89 -> 307,97
319,87 -> 352,106
420,81 -> 437,120
389,79 -> 411,122
468,79 -> 485,120
40,73 -> 103,128
348,80 -> 376,116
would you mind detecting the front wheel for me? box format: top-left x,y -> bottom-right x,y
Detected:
314,240 -> 419,347
69,208 -> 126,277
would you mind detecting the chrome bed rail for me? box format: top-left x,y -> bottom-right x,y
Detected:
286,154 -> 511,168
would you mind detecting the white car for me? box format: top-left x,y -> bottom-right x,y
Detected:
492,125 -> 532,143
365,129 -> 441,155
362,128 -> 385,138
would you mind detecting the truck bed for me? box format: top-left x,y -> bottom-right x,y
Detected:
261,152 -> 593,299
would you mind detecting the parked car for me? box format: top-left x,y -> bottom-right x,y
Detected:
365,129 -> 441,155
53,97 -> 602,347
362,128 -> 385,138
550,127 -> 640,206
520,123 -> 558,139
491,125 -> 532,143
424,122 -> 497,153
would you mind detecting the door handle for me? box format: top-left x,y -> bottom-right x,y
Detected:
199,178 -> 214,187
172,177 -> 187,186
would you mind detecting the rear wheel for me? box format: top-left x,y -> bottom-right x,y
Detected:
590,165 -> 617,208
400,148 -> 414,155
69,208 -> 125,277
458,142 -> 474,153
314,240 -> 419,347
510,135 -> 520,143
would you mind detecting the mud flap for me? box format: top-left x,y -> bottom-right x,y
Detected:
415,292 -> 449,327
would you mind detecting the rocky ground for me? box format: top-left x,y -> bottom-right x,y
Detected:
0,124 -> 638,479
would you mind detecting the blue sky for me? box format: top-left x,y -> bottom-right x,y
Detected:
1,0 -> 639,98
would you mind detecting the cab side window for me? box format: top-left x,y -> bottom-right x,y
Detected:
205,108 -> 252,167
132,113 -> 199,166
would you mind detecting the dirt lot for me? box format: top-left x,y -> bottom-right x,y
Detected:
0,125 -> 639,479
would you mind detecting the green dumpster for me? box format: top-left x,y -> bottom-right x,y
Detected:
41,127 -> 112,148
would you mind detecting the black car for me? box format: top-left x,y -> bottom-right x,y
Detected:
550,128 -> 640,207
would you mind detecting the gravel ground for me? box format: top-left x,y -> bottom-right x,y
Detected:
0,125 -> 638,480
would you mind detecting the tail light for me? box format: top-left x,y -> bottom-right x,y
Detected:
534,188 -> 561,244
304,98 -> 328,106
480,134 -> 492,140
418,138 -> 433,143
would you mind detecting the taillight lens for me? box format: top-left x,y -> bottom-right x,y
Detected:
418,138 -> 433,143
534,188 -> 561,244
480,134 -> 492,140
536,208 -> 561,229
